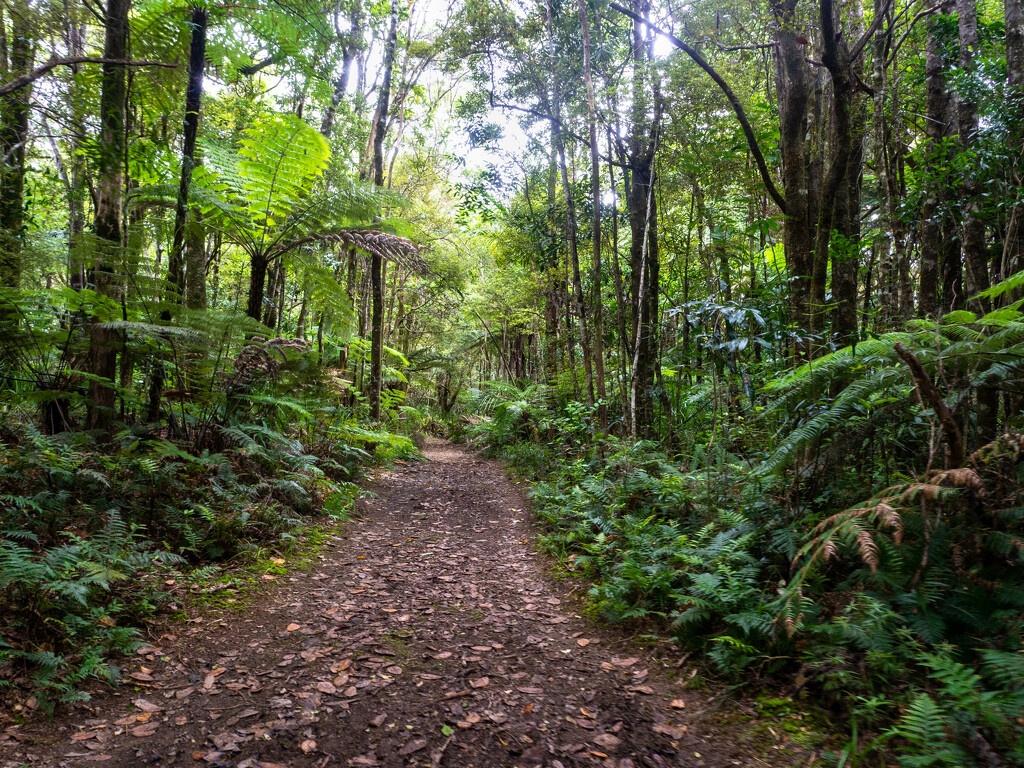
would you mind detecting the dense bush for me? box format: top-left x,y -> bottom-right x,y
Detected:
475,302 -> 1024,767
0,297 -> 418,710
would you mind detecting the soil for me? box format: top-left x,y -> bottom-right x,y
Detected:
1,440 -> 820,768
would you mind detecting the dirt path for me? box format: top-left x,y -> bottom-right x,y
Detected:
2,440 -> 814,767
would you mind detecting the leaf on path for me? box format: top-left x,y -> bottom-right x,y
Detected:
626,685 -> 654,695
611,657 -> 638,668
317,681 -> 337,694
433,652 -> 452,660
286,623 -> 301,632
516,686 -> 543,695
399,738 -> 428,755
349,756 -> 379,766
209,732 -> 240,751
343,686 -> 358,697
469,677 -> 489,688
465,712 -> 481,724
576,638 -> 590,647
300,739 -> 317,753
669,699 -> 686,709
652,723 -> 687,739
130,723 -> 159,738
385,665 -> 403,675
370,713 -> 387,727
593,734 -> 621,749
71,731 -> 98,742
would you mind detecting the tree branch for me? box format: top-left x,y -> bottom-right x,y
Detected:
894,342 -> 965,468
0,57 -> 176,97
609,1 -> 787,214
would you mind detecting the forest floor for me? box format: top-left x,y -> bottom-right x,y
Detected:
1,440 -> 823,768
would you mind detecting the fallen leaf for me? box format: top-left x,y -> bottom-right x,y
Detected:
318,681 -> 337,694
516,686 -> 544,695
465,712 -> 481,724
370,713 -> 387,727
131,723 -> 159,738
385,665 -> 403,675
343,686 -> 358,697
611,657 -> 638,668
469,677 -> 489,688
300,739 -> 317,753
670,699 -> 686,709
593,734 -> 621,749
434,652 -> 452,660
286,623 -> 301,632
209,732 -> 240,751
399,738 -> 428,756
71,731 -> 98,742
626,685 -> 654,695
576,638 -> 590,647
652,723 -> 687,739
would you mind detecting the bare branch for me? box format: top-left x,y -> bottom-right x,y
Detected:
608,2 -> 787,214
0,57 -> 176,97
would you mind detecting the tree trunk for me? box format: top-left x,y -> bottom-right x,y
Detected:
771,0 -> 813,359
1003,0 -> 1024,289
86,0 -> 130,432
167,5 -> 207,300
607,129 -> 631,433
917,0 -> 953,316
0,6 -> 33,290
578,0 -> 607,429
184,210 -> 207,309
957,0 -> 991,313
368,0 -> 399,420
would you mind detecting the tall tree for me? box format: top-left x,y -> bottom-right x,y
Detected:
167,4 -> 208,300
0,1 -> 34,290
578,0 -> 607,429
368,0 -> 399,420
86,0 -> 131,431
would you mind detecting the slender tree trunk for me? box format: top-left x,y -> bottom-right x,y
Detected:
1003,0 -> 1024,288
167,5 -> 207,299
918,0 -> 953,316
546,0 -> 593,408
957,0 -> 991,313
544,141 -> 560,387
578,0 -> 607,429
0,6 -> 33,290
771,0 -> 813,359
184,210 -> 207,309
608,129 -> 631,433
86,0 -> 130,431
368,0 -> 399,420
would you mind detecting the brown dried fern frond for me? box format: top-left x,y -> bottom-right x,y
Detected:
897,483 -> 947,504
855,530 -> 880,574
874,502 -> 904,545
969,432 -> 1024,466
928,468 -> 987,495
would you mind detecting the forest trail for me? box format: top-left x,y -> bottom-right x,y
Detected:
2,440 -> 810,768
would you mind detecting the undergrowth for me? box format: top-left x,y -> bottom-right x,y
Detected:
0,308 -> 418,712
472,301 -> 1024,767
